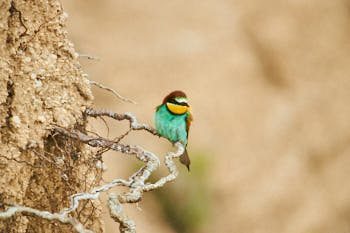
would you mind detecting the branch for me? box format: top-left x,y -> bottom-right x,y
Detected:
0,205 -> 93,233
109,193 -> 136,233
85,109 -> 158,135
107,142 -> 184,233
0,110 -> 184,233
78,54 -> 101,61
89,81 -> 137,104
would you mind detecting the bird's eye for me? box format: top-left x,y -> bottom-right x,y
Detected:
173,98 -> 188,106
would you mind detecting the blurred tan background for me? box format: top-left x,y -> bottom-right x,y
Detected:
61,0 -> 350,232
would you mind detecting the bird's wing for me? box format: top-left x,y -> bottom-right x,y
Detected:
186,111 -> 193,134
155,104 -> 162,111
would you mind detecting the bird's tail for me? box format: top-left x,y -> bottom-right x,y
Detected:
179,149 -> 191,171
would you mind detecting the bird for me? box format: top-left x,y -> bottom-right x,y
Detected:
154,90 -> 193,171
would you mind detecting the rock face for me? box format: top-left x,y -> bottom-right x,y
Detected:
0,1 -> 102,232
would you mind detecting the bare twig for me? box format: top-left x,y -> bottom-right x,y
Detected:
98,115 -> 110,138
78,54 -> 101,61
89,81 -> 137,104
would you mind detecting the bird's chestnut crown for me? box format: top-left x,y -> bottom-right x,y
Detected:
163,90 -> 190,115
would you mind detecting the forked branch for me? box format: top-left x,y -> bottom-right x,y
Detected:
0,109 -> 184,233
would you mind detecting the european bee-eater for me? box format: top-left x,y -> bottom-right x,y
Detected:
154,90 -> 193,171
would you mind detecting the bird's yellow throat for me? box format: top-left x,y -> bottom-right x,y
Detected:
166,102 -> 188,115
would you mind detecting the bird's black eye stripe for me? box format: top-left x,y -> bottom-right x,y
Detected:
168,98 -> 189,106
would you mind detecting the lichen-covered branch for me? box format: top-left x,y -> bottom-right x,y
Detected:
84,109 -> 158,135
0,109 -> 184,233
0,205 -> 93,233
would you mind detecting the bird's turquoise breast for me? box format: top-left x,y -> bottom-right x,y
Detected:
154,105 -> 188,146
